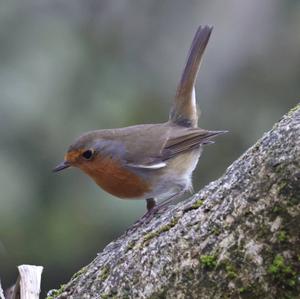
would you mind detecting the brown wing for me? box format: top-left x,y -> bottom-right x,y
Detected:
161,129 -> 226,161
107,124 -> 226,169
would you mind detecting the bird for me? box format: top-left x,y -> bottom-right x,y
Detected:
53,25 -> 227,217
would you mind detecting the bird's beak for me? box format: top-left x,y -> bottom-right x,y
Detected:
53,161 -> 71,172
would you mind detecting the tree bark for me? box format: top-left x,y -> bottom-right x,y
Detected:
47,105 -> 300,299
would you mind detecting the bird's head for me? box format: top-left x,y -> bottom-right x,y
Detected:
53,131 -> 100,173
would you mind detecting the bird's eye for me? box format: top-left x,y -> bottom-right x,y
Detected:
82,149 -> 94,160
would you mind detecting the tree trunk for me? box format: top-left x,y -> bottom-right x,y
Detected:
47,105 -> 300,299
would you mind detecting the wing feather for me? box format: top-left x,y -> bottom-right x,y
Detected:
162,130 -> 227,160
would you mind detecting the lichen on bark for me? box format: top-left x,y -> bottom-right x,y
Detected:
48,105 -> 300,299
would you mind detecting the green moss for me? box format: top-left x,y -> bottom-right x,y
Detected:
191,199 -> 204,209
287,104 -> 300,117
126,240 -> 136,252
46,284 -> 66,299
98,266 -> 110,281
71,266 -> 87,280
268,255 -> 288,274
225,264 -> 238,279
143,231 -> 159,242
199,255 -> 217,269
216,259 -> 239,280
158,217 -> 178,233
268,254 -> 298,289
183,198 -> 205,212
277,230 -> 287,242
212,227 -> 221,236
142,218 -> 178,245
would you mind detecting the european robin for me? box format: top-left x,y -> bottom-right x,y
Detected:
53,25 -> 227,215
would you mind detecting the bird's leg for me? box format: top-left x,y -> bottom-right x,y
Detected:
146,198 -> 156,211
142,189 -> 186,220
150,189 -> 185,214
126,191 -> 185,233
137,198 -> 157,220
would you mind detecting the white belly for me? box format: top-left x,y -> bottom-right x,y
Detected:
144,148 -> 202,199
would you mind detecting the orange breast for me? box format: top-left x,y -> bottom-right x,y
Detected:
80,156 -> 150,199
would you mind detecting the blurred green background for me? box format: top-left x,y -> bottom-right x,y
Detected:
0,0 -> 299,295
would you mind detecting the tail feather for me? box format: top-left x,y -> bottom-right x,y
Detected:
169,25 -> 213,128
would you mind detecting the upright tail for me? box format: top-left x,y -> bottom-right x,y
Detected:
169,25 -> 213,128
